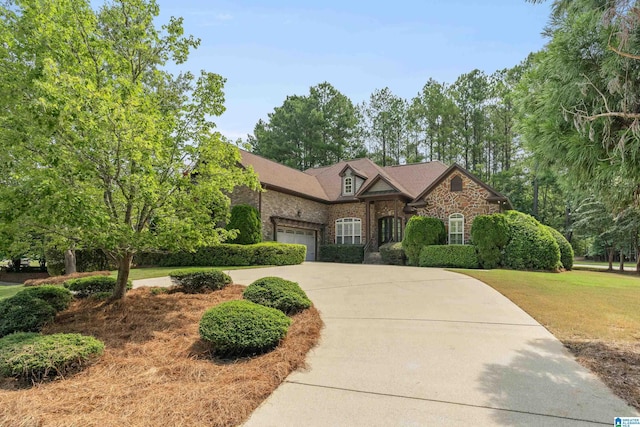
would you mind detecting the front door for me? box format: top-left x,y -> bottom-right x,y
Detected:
378,216 -> 402,245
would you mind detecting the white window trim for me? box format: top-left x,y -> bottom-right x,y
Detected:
448,213 -> 464,245
335,217 -> 362,244
343,176 -> 354,195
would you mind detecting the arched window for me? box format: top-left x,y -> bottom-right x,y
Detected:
450,175 -> 463,192
343,176 -> 354,195
448,213 -> 464,244
336,218 -> 361,244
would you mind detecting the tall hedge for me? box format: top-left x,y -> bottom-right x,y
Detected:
402,216 -> 446,266
503,211 -> 561,271
544,225 -> 574,270
470,214 -> 509,269
226,204 -> 262,245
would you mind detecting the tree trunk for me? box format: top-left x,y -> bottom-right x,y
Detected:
113,252 -> 134,300
532,176 -> 539,219
619,248 -> 625,272
64,249 -> 77,275
608,246 -> 614,271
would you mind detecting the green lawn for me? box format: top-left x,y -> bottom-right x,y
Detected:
0,284 -> 24,301
111,265 -> 268,281
454,269 -> 640,342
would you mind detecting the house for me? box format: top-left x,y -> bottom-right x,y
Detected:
231,149 -> 511,261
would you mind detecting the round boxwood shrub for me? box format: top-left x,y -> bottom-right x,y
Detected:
470,213 -> 509,269
169,269 -> 232,293
64,275 -> 132,298
379,242 -> 406,265
0,294 -> 57,338
503,211 -> 561,271
16,286 -> 73,312
243,276 -> 311,314
0,332 -> 105,382
226,204 -> 262,245
199,300 -> 291,357
402,216 -> 446,266
544,225 -> 574,270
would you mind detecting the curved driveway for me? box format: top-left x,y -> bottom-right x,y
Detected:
224,263 -> 636,426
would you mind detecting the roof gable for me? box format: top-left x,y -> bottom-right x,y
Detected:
356,174 -> 410,199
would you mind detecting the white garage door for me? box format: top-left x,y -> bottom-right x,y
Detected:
276,227 -> 316,261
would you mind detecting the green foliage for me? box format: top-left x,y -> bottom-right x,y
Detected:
544,225 -> 574,270
0,294 -> 57,337
503,211 -> 561,271
318,244 -> 364,264
169,269 -> 232,293
470,214 -> 509,269
199,300 -> 291,357
419,245 -> 479,268
0,332 -> 104,382
226,204 -> 262,245
243,277 -> 311,314
402,216 -> 446,266
379,242 -> 405,265
44,246 -> 65,276
15,286 -> 73,312
64,276 -> 132,298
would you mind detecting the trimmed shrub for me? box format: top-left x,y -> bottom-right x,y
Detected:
253,242 -> 306,265
544,225 -> 574,270
199,300 -> 291,357
226,204 -> 262,245
470,214 -> 509,269
503,211 -> 561,271
0,332 -> 105,382
64,275 -> 132,298
169,269 -> 232,293
379,242 -> 406,265
318,244 -> 364,263
243,277 -> 311,314
15,286 -> 73,312
0,294 -> 57,337
402,216 -> 446,266
419,245 -> 480,268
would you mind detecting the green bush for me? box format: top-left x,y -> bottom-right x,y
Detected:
64,275 -> 132,298
75,249 -> 117,272
15,286 -> 73,312
544,225 -> 574,270
419,245 -> 480,268
199,300 -> 291,357
0,332 -> 104,382
0,294 -> 57,337
243,277 -> 311,314
169,269 -> 232,293
402,216 -> 446,266
226,204 -> 262,245
318,244 -> 364,263
503,211 -> 561,271
44,246 -> 65,276
379,242 -> 406,265
253,242 -> 306,265
470,214 -> 509,269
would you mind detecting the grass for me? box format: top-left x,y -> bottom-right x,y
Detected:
0,285 -> 322,426
455,268 -> 640,409
0,285 -> 24,301
113,265 -> 267,281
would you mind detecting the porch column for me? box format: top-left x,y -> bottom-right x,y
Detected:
365,200 -> 370,246
393,199 -> 398,241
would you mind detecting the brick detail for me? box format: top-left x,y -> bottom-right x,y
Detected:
260,190 -> 328,241
326,202 -> 366,244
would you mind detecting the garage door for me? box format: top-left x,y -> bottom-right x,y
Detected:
276,227 -> 316,261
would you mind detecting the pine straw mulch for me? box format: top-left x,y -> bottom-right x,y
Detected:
565,340 -> 640,411
23,271 -> 111,287
0,285 -> 323,427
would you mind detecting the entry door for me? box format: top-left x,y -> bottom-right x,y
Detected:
276,227 -> 316,261
378,216 -> 402,244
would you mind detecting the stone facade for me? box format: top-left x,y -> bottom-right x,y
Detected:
326,202 -> 367,244
417,172 -> 501,243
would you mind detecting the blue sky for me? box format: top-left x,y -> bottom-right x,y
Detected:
157,1 -> 552,140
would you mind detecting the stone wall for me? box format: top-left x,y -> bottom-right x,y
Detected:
260,189 -> 328,242
326,202 -> 367,244
229,185 -> 259,209
416,172 -> 500,243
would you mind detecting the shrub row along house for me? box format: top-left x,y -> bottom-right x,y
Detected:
231,150 -> 512,261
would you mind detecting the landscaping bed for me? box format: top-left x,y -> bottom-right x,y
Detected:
0,285 -> 322,426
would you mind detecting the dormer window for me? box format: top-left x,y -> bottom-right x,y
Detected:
343,176 -> 354,195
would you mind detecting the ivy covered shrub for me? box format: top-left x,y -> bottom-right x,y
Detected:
243,277 -> 311,314
0,332 -> 104,382
169,269 -> 232,293
199,300 -> 291,357
0,294 -> 57,338
318,244 -> 364,263
379,242 -> 406,265
226,204 -> 262,245
470,214 -> 509,269
544,225 -> 574,270
402,216 -> 446,266
64,276 -> 132,298
16,286 -> 73,312
503,211 -> 561,271
419,245 -> 480,268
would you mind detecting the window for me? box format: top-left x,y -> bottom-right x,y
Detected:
343,176 -> 354,195
450,175 -> 463,192
448,213 -> 464,244
336,218 -> 361,244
